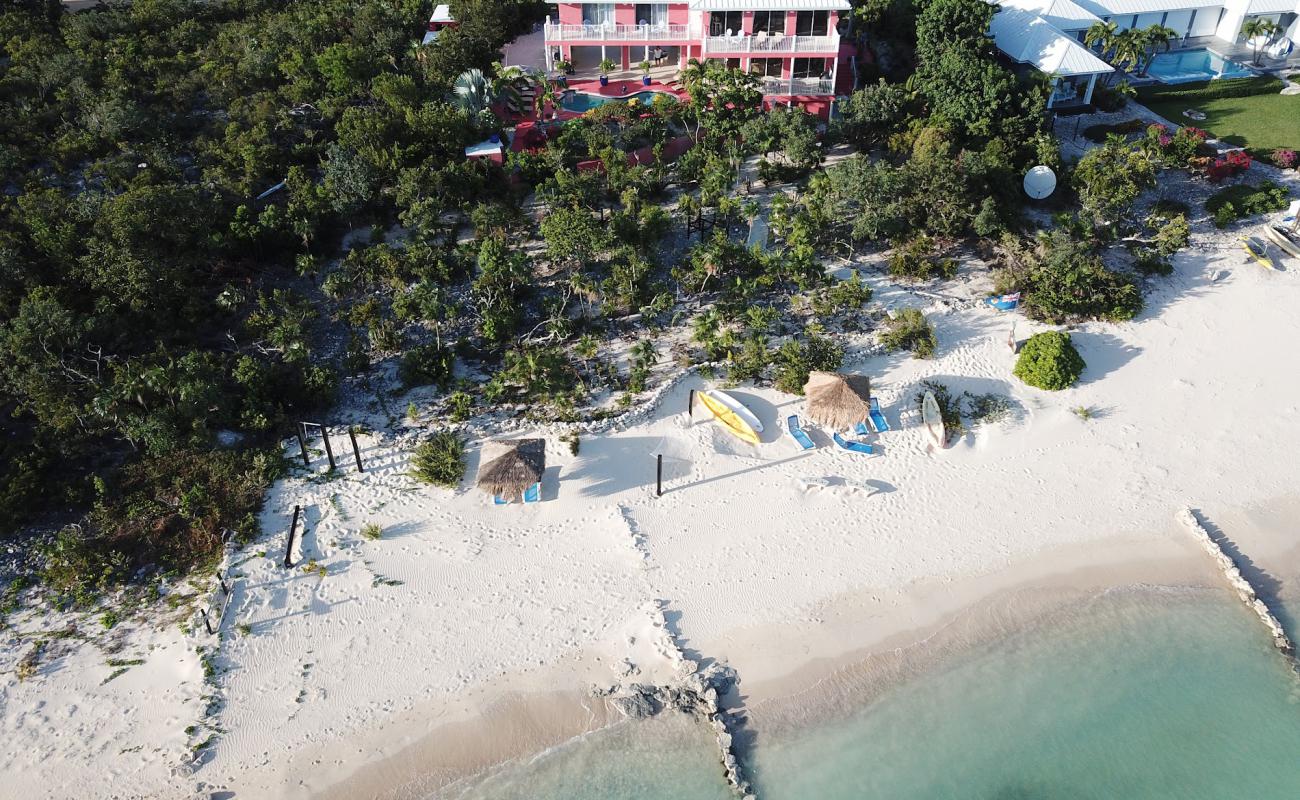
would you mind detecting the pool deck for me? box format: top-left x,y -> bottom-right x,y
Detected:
1169,36 -> 1300,75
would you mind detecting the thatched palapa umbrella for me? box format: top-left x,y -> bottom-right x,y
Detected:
476,438 -> 545,501
803,371 -> 871,430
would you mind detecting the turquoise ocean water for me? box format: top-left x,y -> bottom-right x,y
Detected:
440,587 -> 1300,800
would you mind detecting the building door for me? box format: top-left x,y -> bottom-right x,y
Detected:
710,10 -> 743,35
581,3 -> 614,26
792,57 -> 827,79
634,3 -> 668,27
794,10 -> 829,36
752,10 -> 786,34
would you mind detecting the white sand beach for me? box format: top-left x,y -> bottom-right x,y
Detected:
4,170 -> 1300,799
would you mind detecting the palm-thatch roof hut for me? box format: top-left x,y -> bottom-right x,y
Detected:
803,371 -> 871,430
476,438 -> 545,501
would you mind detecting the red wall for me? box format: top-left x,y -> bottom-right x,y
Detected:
557,3 -> 582,24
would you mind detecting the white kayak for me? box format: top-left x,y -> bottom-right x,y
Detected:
922,390 -> 946,448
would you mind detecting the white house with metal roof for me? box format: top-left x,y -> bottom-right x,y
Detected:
990,0 -> 1298,106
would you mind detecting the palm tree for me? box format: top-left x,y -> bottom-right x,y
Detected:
1110,29 -> 1145,77
1138,24 -> 1178,75
1083,21 -> 1119,59
1241,18 -> 1282,65
452,68 -> 495,116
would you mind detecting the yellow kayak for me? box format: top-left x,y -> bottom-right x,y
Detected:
1241,236 -> 1276,270
697,389 -> 762,445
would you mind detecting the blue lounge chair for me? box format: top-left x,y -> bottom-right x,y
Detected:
493,494 -> 508,505
787,415 -> 815,450
854,421 -> 870,436
522,482 -> 541,504
868,397 -> 890,433
833,432 -> 873,455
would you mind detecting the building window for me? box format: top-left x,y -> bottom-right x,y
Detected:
634,3 -> 667,26
750,57 -> 783,77
581,3 -> 613,25
752,10 -> 785,34
710,11 -> 743,35
794,10 -> 828,36
792,57 -> 827,79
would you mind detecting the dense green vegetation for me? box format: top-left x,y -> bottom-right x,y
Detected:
0,0 -> 540,593
0,0 -> 1208,600
1206,181 -> 1291,228
1014,332 -> 1085,390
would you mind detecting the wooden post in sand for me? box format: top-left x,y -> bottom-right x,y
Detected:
296,424 -> 310,467
688,389 -> 695,418
348,427 -> 364,473
284,505 -> 301,568
319,425 -> 337,471
656,454 -> 663,497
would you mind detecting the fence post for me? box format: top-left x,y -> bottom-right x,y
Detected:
320,426 -> 337,471
348,427 -> 364,473
284,505 -> 301,568
688,389 -> 695,418
656,453 -> 663,497
201,609 -> 214,636
296,424 -> 310,467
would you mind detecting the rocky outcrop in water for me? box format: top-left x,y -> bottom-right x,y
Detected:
601,660 -> 754,799
1179,508 -> 1296,659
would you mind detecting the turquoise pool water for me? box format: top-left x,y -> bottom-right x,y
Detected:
559,90 -> 668,113
435,586 -> 1300,799
1146,49 -> 1257,84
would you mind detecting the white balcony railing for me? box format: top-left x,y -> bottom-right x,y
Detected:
703,31 -> 840,54
544,21 -> 695,42
761,76 -> 834,96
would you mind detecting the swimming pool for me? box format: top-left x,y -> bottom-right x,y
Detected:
1145,49 -> 1257,84
559,90 -> 670,113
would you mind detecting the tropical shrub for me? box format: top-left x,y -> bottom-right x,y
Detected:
1271,149 -> 1297,170
773,329 -> 844,394
880,308 -> 938,358
1002,230 -> 1143,323
409,432 -> 466,488
889,236 -> 958,282
398,343 -> 455,388
1205,181 -> 1290,227
1013,331 -> 1086,390
1072,137 -> 1156,223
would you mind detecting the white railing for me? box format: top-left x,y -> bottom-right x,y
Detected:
703,31 -> 839,54
544,21 -> 696,41
761,76 -> 834,95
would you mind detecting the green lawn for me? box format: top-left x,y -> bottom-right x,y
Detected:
1144,93 -> 1300,154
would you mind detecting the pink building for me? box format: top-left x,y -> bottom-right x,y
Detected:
543,0 -> 850,117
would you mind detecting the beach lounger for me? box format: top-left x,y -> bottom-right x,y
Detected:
493,494 -> 508,505
522,482 -> 541,504
854,421 -> 870,436
833,432 -> 873,455
787,415 -> 815,450
868,397 -> 891,433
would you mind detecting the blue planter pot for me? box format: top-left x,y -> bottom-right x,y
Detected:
642,76 -> 651,86
599,76 -> 609,86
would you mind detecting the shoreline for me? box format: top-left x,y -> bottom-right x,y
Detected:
307,524 -> 1224,799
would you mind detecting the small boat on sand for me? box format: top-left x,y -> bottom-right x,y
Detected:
1264,224 -> 1300,259
1241,236 -> 1276,270
697,389 -> 763,444
922,391 -> 946,448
